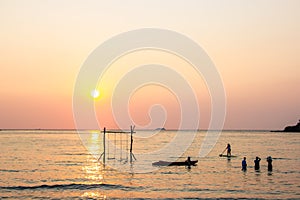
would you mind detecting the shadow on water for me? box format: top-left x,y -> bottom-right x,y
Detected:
268,171 -> 273,176
255,169 -> 261,176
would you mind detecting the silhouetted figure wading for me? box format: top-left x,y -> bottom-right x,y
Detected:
254,156 -> 261,170
242,157 -> 247,171
267,156 -> 273,171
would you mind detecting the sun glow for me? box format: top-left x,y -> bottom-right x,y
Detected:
91,89 -> 100,99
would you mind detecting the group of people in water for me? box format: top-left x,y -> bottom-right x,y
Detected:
225,144 -> 273,172
241,156 -> 273,171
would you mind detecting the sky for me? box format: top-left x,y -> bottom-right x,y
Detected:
0,0 -> 299,130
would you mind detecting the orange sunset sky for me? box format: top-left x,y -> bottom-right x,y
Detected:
0,0 -> 299,130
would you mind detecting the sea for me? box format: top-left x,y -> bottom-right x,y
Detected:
0,130 -> 299,199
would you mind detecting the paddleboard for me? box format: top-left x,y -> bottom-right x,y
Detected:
219,154 -> 237,158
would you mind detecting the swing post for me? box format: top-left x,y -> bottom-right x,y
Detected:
130,125 -> 136,162
103,127 -> 106,164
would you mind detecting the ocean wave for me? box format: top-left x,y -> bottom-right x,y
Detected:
0,169 -> 20,172
0,183 -> 137,191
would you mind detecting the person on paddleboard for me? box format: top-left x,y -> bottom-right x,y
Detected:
254,156 -> 261,170
242,157 -> 247,171
226,143 -> 231,156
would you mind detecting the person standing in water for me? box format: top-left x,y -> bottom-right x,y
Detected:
242,157 -> 247,171
254,156 -> 261,170
226,143 -> 231,157
267,156 -> 273,171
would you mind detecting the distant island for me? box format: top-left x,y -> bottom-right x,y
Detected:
272,120 -> 300,132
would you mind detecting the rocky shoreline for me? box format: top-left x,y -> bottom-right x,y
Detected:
272,120 -> 300,132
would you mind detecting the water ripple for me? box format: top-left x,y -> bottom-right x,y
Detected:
0,183 -> 139,191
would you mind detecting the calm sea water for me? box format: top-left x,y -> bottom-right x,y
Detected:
0,130 -> 299,199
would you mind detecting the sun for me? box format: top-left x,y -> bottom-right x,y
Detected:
91,89 -> 100,99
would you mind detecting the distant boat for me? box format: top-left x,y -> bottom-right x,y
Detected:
154,128 -> 166,131
152,160 -> 198,166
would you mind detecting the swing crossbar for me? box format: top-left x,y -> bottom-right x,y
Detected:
101,131 -> 135,133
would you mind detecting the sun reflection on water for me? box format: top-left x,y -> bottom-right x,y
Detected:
82,155 -> 104,183
85,131 -> 102,159
82,191 -> 106,199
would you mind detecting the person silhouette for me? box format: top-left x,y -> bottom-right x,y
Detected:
185,156 -> 192,169
226,143 -> 231,157
254,156 -> 261,170
267,156 -> 273,171
242,157 -> 247,171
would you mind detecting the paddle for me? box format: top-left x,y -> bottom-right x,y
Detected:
219,148 -> 227,156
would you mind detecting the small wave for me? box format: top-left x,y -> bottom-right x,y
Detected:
272,157 -> 292,160
0,169 -> 20,173
0,183 -> 135,191
0,169 -> 48,173
56,153 -> 91,156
